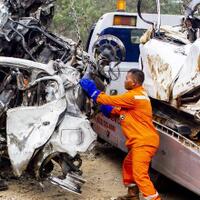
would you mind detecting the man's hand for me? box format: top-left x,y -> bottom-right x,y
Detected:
79,78 -> 100,102
100,105 -> 113,117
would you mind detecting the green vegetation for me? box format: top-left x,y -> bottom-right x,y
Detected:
53,0 -> 116,45
52,0 -> 187,47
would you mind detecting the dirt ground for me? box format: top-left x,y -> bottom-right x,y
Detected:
0,142 -> 199,200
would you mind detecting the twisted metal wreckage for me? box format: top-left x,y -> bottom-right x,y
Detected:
138,0 -> 200,139
135,0 -> 200,195
2,0 -> 200,195
0,0 -> 124,194
86,0 -> 200,195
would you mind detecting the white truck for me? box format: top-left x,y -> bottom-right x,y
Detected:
86,0 -> 200,196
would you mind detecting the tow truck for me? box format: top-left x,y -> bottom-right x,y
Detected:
86,0 -> 200,196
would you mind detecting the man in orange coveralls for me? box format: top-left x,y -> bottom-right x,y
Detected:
80,69 -> 160,200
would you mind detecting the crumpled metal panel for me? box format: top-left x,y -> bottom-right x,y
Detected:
140,37 -> 200,102
139,24 -> 200,118
60,64 -> 80,89
46,114 -> 97,157
0,0 -> 101,194
178,102 -> 200,116
7,97 -> 67,176
59,63 -> 83,115
140,37 -> 188,101
0,57 -> 56,75
173,39 -> 200,98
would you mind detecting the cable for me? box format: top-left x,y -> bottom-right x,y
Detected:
137,0 -> 154,26
10,23 -> 36,61
11,19 -> 70,51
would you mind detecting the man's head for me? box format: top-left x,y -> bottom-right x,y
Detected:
124,69 -> 144,90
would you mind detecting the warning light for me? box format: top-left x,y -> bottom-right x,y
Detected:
113,15 -> 137,26
116,0 -> 126,12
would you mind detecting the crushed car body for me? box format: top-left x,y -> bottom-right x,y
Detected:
139,0 -> 200,136
137,0 -> 200,194
0,0 -> 111,195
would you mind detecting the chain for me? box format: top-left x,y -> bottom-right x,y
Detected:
69,0 -> 90,67
70,0 -> 83,50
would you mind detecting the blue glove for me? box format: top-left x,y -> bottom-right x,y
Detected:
100,105 -> 113,117
80,78 -> 100,102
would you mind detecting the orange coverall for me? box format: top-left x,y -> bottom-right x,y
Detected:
96,86 -> 160,200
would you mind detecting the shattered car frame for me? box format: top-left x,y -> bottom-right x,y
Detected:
0,0 -> 116,195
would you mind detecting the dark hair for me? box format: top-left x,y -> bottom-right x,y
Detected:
128,69 -> 145,85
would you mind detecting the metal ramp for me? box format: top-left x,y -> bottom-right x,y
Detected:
154,121 -> 200,154
152,121 -> 200,195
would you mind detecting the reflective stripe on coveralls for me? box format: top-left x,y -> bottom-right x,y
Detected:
96,86 -> 159,148
143,192 -> 159,200
96,86 -> 160,199
122,146 -> 160,200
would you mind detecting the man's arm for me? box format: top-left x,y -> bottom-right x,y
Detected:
80,78 -> 135,108
97,92 -> 135,108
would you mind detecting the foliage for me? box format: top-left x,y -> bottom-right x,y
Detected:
52,0 -> 188,47
52,0 -> 116,46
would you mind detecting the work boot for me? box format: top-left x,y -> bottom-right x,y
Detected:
0,179 -> 8,191
115,185 -> 139,200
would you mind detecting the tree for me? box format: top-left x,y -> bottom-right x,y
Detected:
52,0 -> 186,47
52,0 -> 116,46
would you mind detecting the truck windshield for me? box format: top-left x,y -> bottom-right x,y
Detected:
100,27 -> 146,62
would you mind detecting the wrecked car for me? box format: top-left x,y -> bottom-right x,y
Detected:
0,0 -> 112,194
138,0 -> 200,195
